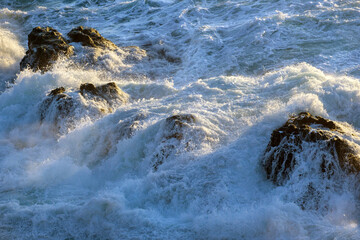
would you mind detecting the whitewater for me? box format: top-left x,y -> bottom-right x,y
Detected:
1,0 -> 360,239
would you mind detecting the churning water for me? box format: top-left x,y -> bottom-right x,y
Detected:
1,0 -> 360,239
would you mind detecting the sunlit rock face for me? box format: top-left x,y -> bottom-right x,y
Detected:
67,26 -> 118,50
39,82 -> 129,135
263,112 -> 360,209
264,112 -> 360,185
20,27 -> 74,72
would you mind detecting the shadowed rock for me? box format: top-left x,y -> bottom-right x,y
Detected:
263,112 -> 360,186
39,82 -> 129,135
49,87 -> 65,96
20,27 -> 74,72
39,87 -> 75,133
153,114 -> 197,170
67,26 -> 117,50
80,82 -> 129,106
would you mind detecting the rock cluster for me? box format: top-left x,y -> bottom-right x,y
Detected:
20,26 -> 146,72
39,82 -> 129,134
19,26 -> 203,171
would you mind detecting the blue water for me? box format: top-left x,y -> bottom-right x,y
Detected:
1,0 -> 360,239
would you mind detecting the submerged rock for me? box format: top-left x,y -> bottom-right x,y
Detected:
67,26 -> 117,50
83,112 -> 148,168
39,87 -> 75,133
39,82 -> 129,135
20,27 -> 74,72
153,114 -> 197,170
263,112 -> 360,185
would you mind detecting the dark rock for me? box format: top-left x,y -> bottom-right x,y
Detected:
157,48 -> 181,63
80,83 -> 98,96
80,82 -> 129,105
20,27 -> 74,72
48,87 -> 66,96
153,114 -> 196,170
115,112 -> 147,140
39,89 -> 75,133
39,82 -> 129,135
263,112 -> 360,185
67,26 -> 117,50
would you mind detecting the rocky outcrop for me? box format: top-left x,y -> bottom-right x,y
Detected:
263,112 -> 360,185
39,87 -> 76,134
153,114 -> 197,170
67,26 -> 117,50
20,27 -> 74,72
80,82 -> 129,106
39,82 -> 129,134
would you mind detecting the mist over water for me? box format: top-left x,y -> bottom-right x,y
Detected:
1,0 -> 360,239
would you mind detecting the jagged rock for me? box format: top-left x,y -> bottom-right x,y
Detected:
20,27 -> 74,72
39,82 -> 129,135
153,114 -> 197,170
80,82 -> 129,106
39,87 -> 75,134
49,87 -> 66,96
67,26 -> 117,50
263,112 -> 360,185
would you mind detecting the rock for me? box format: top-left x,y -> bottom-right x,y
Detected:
114,112 -> 147,140
163,114 -> 196,140
157,48 -> 181,63
80,82 -> 129,106
39,82 -> 129,135
20,27 -> 74,72
263,112 -> 360,185
67,26 -> 117,50
39,87 -> 76,134
49,87 -> 65,96
153,114 -> 197,170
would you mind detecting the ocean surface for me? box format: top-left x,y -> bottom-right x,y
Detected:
1,0 -> 360,239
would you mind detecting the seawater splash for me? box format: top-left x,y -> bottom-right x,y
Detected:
1,60 -> 360,239
1,0 -> 360,239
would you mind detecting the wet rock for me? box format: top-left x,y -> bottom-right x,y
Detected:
39,82 -> 129,135
153,114 -> 197,170
67,26 -> 117,50
49,87 -> 65,96
20,27 -> 74,72
39,87 -> 76,133
157,48 -> 181,63
263,112 -> 360,185
114,112 -> 147,140
143,40 -> 181,64
83,112 -> 148,168
80,82 -> 129,106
